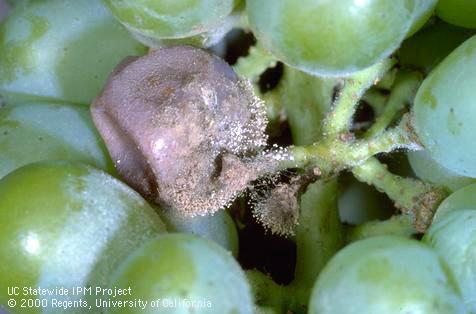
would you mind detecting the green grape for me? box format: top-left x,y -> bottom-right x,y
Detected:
159,209 -> 239,257
433,182 -> 476,223
102,0 -> 237,47
413,36 -> 476,178
0,161 -> 166,313
246,0 -> 433,76
108,234 -> 253,314
424,209 -> 476,313
309,236 -> 466,314
407,0 -> 438,36
0,102 -> 115,179
408,150 -> 475,193
0,0 -> 146,105
338,176 -> 393,225
399,20 -> 476,74
437,0 -> 476,29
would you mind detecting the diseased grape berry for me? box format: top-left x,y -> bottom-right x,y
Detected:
92,45 -> 276,217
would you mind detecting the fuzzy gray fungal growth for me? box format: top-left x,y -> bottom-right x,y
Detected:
91,46 -> 272,216
251,178 -> 301,236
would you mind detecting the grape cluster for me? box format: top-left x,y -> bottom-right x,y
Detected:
1,0 -> 476,313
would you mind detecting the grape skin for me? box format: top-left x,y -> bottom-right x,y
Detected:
309,236 -> 466,314
0,0 -> 146,105
108,234 -> 254,314
424,209 -> 476,313
0,102 -> 115,179
433,182 -> 476,223
246,0 -> 432,76
399,20 -> 476,74
0,161 -> 166,312
407,150 -> 475,193
103,0 -> 237,47
437,0 -> 476,29
413,36 -> 476,178
158,208 -> 239,257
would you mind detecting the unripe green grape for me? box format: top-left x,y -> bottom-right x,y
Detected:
433,182 -> 476,223
413,36 -> 476,178
338,177 -> 393,225
102,0 -> 237,47
0,102 -> 115,179
407,0 -> 438,36
408,150 -> 475,193
399,20 -> 476,74
246,0 -> 432,77
437,0 -> 476,29
159,209 -> 239,257
0,0 -> 146,105
309,236 -> 466,314
424,209 -> 476,313
108,234 -> 253,314
0,161 -> 166,313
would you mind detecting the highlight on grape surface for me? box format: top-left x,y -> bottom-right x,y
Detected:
1,0 -> 476,313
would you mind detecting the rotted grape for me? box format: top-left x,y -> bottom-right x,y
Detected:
92,45 -> 275,217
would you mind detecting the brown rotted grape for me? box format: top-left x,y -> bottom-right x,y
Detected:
91,45 -> 275,216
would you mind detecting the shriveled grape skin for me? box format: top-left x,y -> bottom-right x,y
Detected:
424,209 -> 476,313
309,236 -> 466,314
437,0 -> 476,29
246,0 -> 415,76
108,234 -> 254,314
0,161 -> 166,313
92,46 -> 269,216
0,102 -> 115,179
0,0 -> 146,105
413,36 -> 476,178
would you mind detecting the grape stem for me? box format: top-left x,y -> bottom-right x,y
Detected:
234,44 -> 278,83
322,58 -> 396,136
361,88 -> 388,116
233,46 -> 445,231
282,114 -> 420,176
246,270 -> 288,311
352,157 -> 448,232
365,69 -> 422,137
